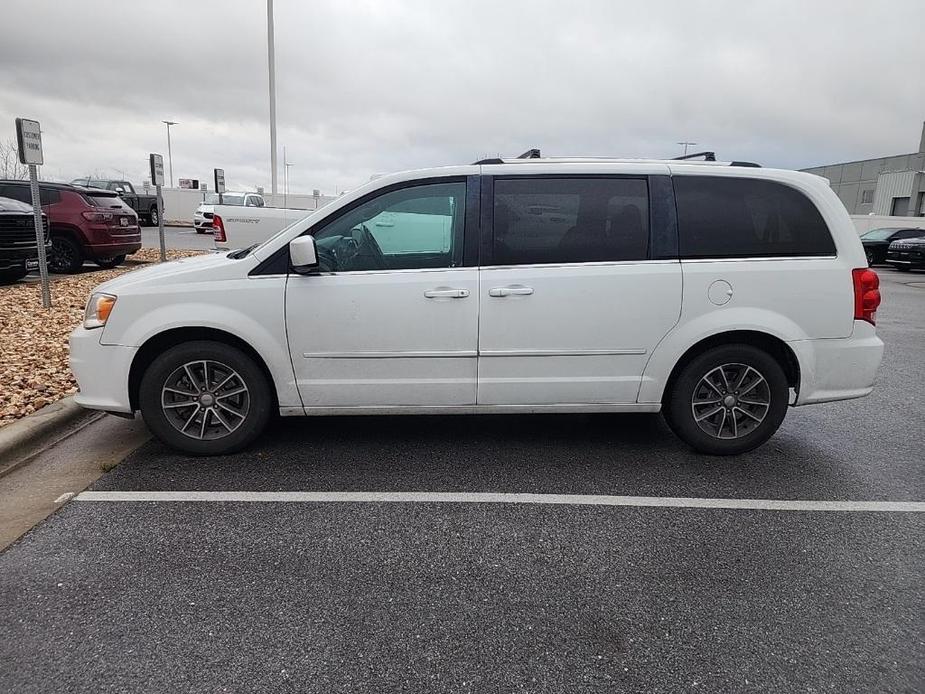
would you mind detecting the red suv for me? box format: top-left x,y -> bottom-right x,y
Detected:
0,181 -> 141,273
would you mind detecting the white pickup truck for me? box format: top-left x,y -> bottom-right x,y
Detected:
211,203 -> 452,257
211,206 -> 314,251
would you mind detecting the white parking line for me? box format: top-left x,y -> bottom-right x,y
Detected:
74,491 -> 925,512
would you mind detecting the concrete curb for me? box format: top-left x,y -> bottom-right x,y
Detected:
0,398 -> 102,479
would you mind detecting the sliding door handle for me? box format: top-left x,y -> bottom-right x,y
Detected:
488,285 -> 534,297
424,288 -> 470,299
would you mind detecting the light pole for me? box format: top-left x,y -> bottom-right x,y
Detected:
283,146 -> 293,208
267,0 -> 278,195
162,120 -> 178,187
677,141 -> 697,157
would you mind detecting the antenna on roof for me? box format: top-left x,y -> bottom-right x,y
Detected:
672,151 -> 716,161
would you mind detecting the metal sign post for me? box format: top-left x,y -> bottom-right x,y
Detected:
149,153 -> 166,262
214,168 -> 225,205
16,118 -> 50,308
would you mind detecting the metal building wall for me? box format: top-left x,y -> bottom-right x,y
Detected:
802,152 -> 925,215
872,171 -> 915,215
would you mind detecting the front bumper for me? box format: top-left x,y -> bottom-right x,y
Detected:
0,242 -> 51,270
885,251 -> 925,268
69,326 -> 137,414
789,321 -> 884,405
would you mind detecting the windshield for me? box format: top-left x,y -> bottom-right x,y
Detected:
861,228 -> 900,241
205,193 -> 246,205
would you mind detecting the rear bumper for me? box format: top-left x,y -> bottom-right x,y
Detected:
85,238 -> 142,257
789,321 -> 884,405
69,326 -> 136,414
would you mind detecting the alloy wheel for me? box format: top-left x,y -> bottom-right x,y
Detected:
690,363 -> 770,440
49,237 -> 75,272
160,360 -> 250,440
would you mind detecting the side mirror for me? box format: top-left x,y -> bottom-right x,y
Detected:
289,236 -> 318,273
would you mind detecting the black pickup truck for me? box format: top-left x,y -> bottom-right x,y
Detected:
70,178 -> 161,225
0,196 -> 50,283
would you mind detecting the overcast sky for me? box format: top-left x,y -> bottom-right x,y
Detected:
1,0 -> 923,194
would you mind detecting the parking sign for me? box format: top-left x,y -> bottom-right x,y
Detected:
15,118 -> 43,166
149,153 -> 165,186
214,168 -> 226,194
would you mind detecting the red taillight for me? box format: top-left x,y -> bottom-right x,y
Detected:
852,268 -> 881,325
212,214 -> 226,242
81,210 -> 113,222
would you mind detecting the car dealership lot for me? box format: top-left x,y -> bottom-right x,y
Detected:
0,268 -> 922,693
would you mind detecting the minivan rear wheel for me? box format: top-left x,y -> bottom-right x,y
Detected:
664,344 -> 789,455
139,341 -> 272,455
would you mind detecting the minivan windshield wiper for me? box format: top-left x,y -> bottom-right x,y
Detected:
227,243 -> 259,259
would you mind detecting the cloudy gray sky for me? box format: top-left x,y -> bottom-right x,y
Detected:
1,0 -> 923,194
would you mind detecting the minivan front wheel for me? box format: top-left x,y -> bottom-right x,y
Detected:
664,344 -> 789,455
139,341 -> 272,455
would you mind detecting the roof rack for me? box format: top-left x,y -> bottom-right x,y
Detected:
473,147 -> 541,165
672,151 -> 716,161
473,148 -> 761,167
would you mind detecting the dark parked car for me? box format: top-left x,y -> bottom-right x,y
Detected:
860,227 -> 925,265
886,236 -> 925,271
0,195 -> 49,283
0,181 -> 141,273
70,178 -> 161,225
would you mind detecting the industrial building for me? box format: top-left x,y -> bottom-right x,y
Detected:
801,121 -> 925,217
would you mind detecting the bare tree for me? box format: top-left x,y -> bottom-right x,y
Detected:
0,137 -> 28,180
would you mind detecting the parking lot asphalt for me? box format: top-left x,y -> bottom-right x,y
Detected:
1,268 -> 923,693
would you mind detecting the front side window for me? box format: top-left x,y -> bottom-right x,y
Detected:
674,176 -> 836,259
311,181 -> 465,272
492,177 -> 649,265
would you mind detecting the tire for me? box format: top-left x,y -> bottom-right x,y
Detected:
663,344 -> 789,455
48,235 -> 83,274
149,207 -> 159,226
865,249 -> 875,266
139,340 -> 272,456
94,254 -> 126,269
0,267 -> 28,283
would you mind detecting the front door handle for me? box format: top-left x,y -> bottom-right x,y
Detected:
488,285 -> 534,297
424,288 -> 470,299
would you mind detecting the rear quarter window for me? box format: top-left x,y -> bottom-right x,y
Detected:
674,176 -> 836,258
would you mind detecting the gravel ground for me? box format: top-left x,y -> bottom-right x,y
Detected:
0,249 -> 203,427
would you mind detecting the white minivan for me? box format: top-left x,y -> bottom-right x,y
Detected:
70,158 -> 884,456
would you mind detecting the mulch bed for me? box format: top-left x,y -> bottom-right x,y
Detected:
0,249 -> 205,427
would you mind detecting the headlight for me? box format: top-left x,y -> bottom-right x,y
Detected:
84,292 -> 117,329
